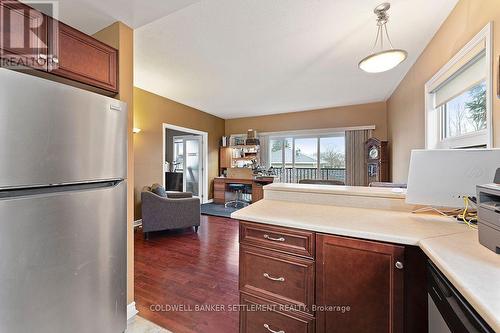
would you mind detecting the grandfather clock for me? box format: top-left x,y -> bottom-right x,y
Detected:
365,138 -> 388,184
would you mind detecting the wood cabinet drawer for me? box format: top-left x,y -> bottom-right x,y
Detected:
240,221 -> 315,259
240,245 -> 314,314
251,183 -> 264,202
214,181 -> 226,190
240,293 -> 314,333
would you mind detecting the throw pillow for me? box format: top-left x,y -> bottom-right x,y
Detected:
151,183 -> 167,197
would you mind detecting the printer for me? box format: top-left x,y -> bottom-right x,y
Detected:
477,170 -> 500,254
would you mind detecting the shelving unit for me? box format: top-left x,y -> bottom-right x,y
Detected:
219,144 -> 260,176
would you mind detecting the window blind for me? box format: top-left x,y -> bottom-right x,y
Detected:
431,49 -> 487,108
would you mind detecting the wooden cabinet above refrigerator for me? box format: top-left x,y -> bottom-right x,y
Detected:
0,0 -> 118,94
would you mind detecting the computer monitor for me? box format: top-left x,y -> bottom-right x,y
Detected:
406,149 -> 500,208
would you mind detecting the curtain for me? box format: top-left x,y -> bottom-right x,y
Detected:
345,129 -> 372,186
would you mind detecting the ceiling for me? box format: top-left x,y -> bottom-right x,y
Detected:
134,0 -> 458,119
53,0 -> 458,119
48,0 -> 200,34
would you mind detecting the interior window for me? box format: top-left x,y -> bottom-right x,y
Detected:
320,136 -> 346,182
294,138 -> 318,182
425,25 -> 490,149
443,80 -> 486,139
269,139 -> 283,169
173,139 -> 184,171
268,134 -> 345,184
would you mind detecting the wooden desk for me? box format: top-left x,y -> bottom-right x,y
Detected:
213,177 -> 273,204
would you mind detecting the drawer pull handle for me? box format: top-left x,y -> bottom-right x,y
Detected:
263,234 -> 285,242
264,324 -> 285,333
263,273 -> 285,282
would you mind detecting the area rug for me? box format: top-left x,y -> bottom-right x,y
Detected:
200,203 -> 242,218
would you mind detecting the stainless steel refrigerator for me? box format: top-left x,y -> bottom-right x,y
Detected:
0,69 -> 128,333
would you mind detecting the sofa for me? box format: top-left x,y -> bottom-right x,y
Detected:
141,184 -> 200,239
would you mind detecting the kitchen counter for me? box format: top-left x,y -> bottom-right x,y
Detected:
263,183 -> 418,212
264,182 -> 407,199
421,231 -> 500,332
231,199 -> 468,245
232,198 -> 500,331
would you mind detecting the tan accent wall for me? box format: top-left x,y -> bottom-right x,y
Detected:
133,87 -> 225,219
225,102 -> 388,139
93,22 -> 135,305
387,0 -> 500,183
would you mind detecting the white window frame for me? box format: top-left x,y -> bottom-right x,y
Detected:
425,22 -> 492,149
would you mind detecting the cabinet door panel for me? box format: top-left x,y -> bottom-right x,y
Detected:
0,0 -> 47,70
219,147 -> 232,169
316,234 -> 404,333
48,19 -> 117,92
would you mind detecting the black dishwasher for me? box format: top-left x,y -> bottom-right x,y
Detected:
427,260 -> 494,333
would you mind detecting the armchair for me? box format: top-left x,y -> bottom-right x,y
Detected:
141,185 -> 200,240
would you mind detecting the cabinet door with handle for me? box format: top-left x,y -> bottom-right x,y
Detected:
316,234 -> 404,333
47,18 -> 118,92
0,0 -> 47,70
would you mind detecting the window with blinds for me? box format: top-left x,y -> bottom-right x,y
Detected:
425,23 -> 491,149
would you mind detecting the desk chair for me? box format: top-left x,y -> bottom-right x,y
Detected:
225,183 -> 249,208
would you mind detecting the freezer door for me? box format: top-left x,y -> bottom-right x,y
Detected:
0,69 -> 127,188
0,181 -> 127,333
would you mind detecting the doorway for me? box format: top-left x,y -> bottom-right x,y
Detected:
162,124 -> 209,203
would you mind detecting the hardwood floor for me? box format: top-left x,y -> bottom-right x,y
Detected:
135,215 -> 239,333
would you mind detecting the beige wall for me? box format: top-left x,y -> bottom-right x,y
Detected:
387,0 -> 500,182
93,22 -> 135,305
225,102 -> 388,139
133,88 -> 225,219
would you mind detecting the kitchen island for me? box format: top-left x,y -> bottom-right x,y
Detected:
232,183 -> 500,333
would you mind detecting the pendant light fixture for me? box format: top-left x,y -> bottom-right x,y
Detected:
359,3 -> 407,73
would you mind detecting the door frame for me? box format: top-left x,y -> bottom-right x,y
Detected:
162,123 -> 209,203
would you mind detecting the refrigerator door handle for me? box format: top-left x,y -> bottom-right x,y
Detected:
0,179 -> 123,199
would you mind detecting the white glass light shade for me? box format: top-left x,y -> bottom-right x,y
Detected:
359,49 -> 408,73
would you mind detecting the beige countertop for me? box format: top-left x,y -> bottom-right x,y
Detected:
264,183 -> 407,199
420,231 -> 500,332
231,199 -> 467,245
231,199 -> 500,332
262,183 -> 417,212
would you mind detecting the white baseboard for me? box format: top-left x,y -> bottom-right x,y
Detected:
204,199 -> 213,204
127,301 -> 138,320
133,219 -> 142,228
